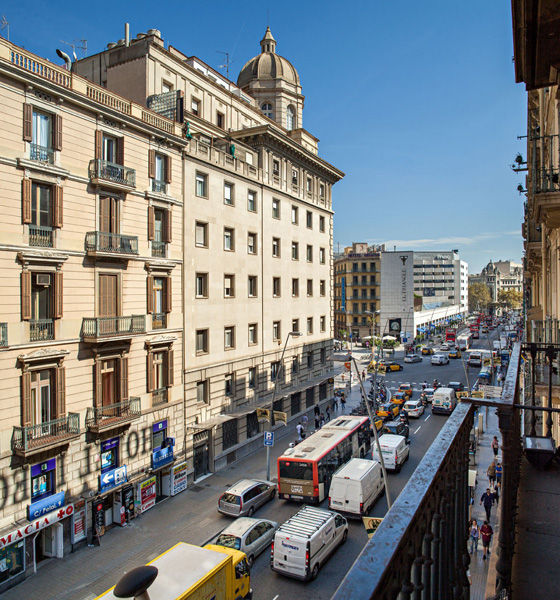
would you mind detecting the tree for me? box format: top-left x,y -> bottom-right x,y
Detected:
497,289 -> 522,309
469,283 -> 492,311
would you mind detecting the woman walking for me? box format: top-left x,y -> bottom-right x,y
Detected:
491,436 -> 499,458
469,519 -> 480,554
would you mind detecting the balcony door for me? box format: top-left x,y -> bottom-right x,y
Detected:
99,274 -> 118,335
30,369 -> 53,431
100,359 -> 118,409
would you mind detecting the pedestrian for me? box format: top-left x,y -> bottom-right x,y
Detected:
491,436 -> 499,458
469,519 -> 480,554
362,370 -> 366,380
296,421 -> 304,442
325,405 -> 331,422
314,404 -> 320,418
480,520 -> 493,560
333,395 -> 339,411
340,395 -> 347,413
422,381 -> 427,391
319,413 -> 325,428
301,413 -> 309,432
495,461 -> 502,486
480,488 -> 495,522
487,461 -> 497,488
314,415 -> 320,430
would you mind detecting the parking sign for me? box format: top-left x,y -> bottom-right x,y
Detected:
264,432 -> 274,446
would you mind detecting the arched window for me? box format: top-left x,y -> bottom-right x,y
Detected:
261,103 -> 274,120
286,106 -> 295,131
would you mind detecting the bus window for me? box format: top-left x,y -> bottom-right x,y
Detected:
279,461 -> 312,480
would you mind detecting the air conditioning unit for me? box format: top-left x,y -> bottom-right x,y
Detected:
36,274 -> 51,286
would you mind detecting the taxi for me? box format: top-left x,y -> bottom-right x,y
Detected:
382,361 -> 403,372
376,402 -> 400,420
391,391 -> 407,406
421,346 -> 434,355
398,383 -> 413,398
449,348 -> 462,359
371,417 -> 383,432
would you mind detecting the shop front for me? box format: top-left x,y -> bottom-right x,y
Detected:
150,419 -> 175,503
95,453 -> 129,537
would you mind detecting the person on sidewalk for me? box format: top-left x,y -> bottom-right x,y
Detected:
480,521 -> 493,560
296,421 -> 304,442
314,404 -> 320,418
480,488 -> 495,521
301,413 -> 309,433
487,461 -> 497,488
495,461 -> 502,487
469,519 -> 480,554
493,482 -> 500,506
319,413 -> 325,428
325,405 -> 331,422
341,395 -> 347,413
491,436 -> 499,458
314,415 -> 320,430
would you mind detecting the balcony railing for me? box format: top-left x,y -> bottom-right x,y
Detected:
152,388 -> 168,406
152,180 -> 167,194
151,240 -> 167,258
29,225 -> 54,247
527,318 -> 560,344
0,323 -> 7,347
85,397 -> 141,432
30,319 -> 54,341
89,159 -> 136,188
30,143 -> 54,164
12,413 -> 80,454
152,313 -> 167,330
533,166 -> 560,193
82,315 -> 145,340
85,231 -> 138,255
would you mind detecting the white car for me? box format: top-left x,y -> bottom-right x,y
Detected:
404,354 -> 422,363
431,354 -> 449,365
439,343 -> 450,351
214,517 -> 278,567
404,400 -> 425,418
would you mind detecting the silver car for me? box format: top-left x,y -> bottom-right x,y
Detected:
214,517 -> 278,566
218,479 -> 277,517
404,354 -> 422,363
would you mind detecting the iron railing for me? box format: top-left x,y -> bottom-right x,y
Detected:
152,388 -> 168,406
151,240 -> 167,258
82,315 -> 145,339
527,319 -> 560,345
89,158 -> 136,187
12,413 -> 80,453
30,143 -> 54,164
30,319 -> 54,341
29,225 -> 54,248
152,313 -> 167,330
85,231 -> 138,255
85,397 -> 141,430
152,180 -> 167,194
0,323 -> 7,347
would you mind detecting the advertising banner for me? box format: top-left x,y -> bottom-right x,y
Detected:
138,477 -> 156,513
171,462 -> 187,495
71,499 -> 87,544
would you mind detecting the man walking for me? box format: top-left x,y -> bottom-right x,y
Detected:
480,488 -> 495,521
480,521 -> 493,560
487,461 -> 497,488
296,421 -> 304,442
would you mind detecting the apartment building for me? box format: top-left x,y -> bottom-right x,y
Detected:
0,26 -> 342,589
469,260 -> 522,302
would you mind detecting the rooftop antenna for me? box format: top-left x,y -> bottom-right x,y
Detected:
60,38 -> 87,60
216,51 -> 233,80
1,15 -> 9,41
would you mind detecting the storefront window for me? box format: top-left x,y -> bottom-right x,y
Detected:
153,420 -> 168,450
101,437 -> 119,474
0,542 -> 25,583
31,459 -> 56,501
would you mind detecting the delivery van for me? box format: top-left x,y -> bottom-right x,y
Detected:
371,434 -> 410,472
270,506 -> 348,581
468,351 -> 483,367
431,387 -> 457,415
328,458 -> 384,518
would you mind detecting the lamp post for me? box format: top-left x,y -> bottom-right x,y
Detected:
266,331 -> 302,481
365,310 -> 379,358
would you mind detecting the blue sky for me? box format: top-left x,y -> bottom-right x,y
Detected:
5,0 -> 525,273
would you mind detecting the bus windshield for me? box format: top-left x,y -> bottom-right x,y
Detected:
279,460 -> 313,480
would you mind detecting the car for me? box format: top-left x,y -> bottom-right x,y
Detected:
218,479 -> 277,517
398,383 -> 413,398
440,343 -> 450,351
431,354 -> 449,365
481,327 -> 489,333
214,517 -> 278,567
404,354 -> 422,363
421,346 -> 434,355
391,391 -> 408,406
448,381 -> 464,392
448,349 -> 462,359
376,402 -> 400,420
404,399 -> 425,418
383,361 -> 403,372
382,420 -> 410,439
420,387 -> 435,403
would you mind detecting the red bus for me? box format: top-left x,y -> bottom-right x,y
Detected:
470,324 -> 480,339
277,415 -> 371,503
445,328 -> 457,343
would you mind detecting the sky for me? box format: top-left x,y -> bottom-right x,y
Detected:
3,0 -> 526,274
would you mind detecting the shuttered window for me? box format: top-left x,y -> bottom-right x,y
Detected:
99,274 -> 118,317
99,197 -> 118,233
52,114 -> 62,151
21,271 -> 31,321
94,356 -> 128,407
147,348 -> 174,392
53,272 -> 63,319
147,276 -> 172,314
23,103 -> 33,142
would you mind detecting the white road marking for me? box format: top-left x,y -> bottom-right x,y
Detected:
424,414 -> 431,421
414,426 -> 422,434
272,596 -> 279,600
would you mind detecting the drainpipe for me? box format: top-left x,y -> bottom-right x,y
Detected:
55,49 -> 72,71
125,23 -> 130,47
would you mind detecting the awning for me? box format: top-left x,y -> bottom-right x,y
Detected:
187,414 -> 235,431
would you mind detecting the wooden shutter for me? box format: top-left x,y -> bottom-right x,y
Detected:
148,206 -> 155,241
148,150 -> 156,179
120,357 -> 129,402
100,197 -> 117,234
116,136 -> 124,166
22,179 -> 32,224
53,186 -> 63,228
147,275 -> 154,314
99,274 -> 117,317
165,155 -> 172,183
53,114 -> 63,151
95,130 -> 103,160
53,272 -> 63,319
163,209 -> 172,243
21,271 -> 31,321
23,104 -> 33,142
21,371 -> 32,426
55,366 -> 66,418
147,351 -> 154,392
164,277 -> 172,313
167,349 -> 174,387
94,360 -> 102,407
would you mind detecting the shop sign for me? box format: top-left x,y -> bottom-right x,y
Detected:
71,500 -> 87,544
0,504 -> 74,550
171,462 -> 187,495
152,444 -> 174,469
138,477 -> 156,513
27,490 -> 65,521
99,465 -> 127,493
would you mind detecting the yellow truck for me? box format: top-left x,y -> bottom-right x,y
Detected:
95,542 -> 252,600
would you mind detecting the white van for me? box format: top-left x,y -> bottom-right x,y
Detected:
328,459 -> 384,518
271,506 -> 348,581
432,387 -> 457,415
371,434 -> 410,472
468,351 -> 482,367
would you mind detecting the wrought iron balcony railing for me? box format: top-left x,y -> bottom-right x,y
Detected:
151,179 -> 167,194
533,166 -> 560,193
152,388 -> 168,406
151,240 -> 167,258
85,397 -> 141,431
85,231 -> 138,255
527,318 -> 560,344
0,323 -> 7,347
12,413 -> 80,454
30,143 -> 54,164
29,225 -> 54,248
152,313 -> 167,330
82,315 -> 145,340
89,158 -> 136,188
30,319 -> 54,341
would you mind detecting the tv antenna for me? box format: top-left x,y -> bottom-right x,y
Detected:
60,38 -> 88,60
217,51 -> 233,81
1,15 -> 9,41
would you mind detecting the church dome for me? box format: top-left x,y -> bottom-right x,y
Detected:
237,27 -> 300,89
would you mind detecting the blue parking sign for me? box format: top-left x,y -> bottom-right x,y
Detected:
264,432 -> 274,446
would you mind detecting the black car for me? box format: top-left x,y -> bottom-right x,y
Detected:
382,420 -> 410,439
447,381 -> 464,392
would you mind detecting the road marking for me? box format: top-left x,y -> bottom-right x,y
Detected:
272,596 -> 279,600
414,426 -> 422,434
424,414 -> 431,421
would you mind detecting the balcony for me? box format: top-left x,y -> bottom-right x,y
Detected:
152,313 -> 167,330
151,180 -> 167,194
30,143 -> 54,164
82,315 -> 145,341
152,388 -> 168,406
29,225 -> 54,248
30,319 -> 54,342
531,164 -> 560,227
0,323 -> 7,347
89,158 -> 136,191
85,231 -> 138,258
85,397 -> 141,433
151,240 -> 167,258
12,413 -> 80,456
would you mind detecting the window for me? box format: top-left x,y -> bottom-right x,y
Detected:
191,98 -> 200,115
224,182 -> 234,205
248,367 -> 257,388
31,458 -> 57,500
261,102 -> 274,119
319,248 -> 326,264
225,374 -> 234,396
292,242 -> 299,260
195,221 -> 208,247
273,277 -> 281,297
273,321 -> 281,342
224,228 -> 235,251
307,352 -> 313,368
291,205 -> 299,224
306,178 -> 312,193
147,275 -> 171,322
196,329 -> 208,354
248,275 -> 258,297
149,207 -> 171,258
271,361 -> 280,381
196,173 -> 207,197
292,169 -> 298,186
196,273 -> 208,298
306,211 -> 313,228
224,274 -> 235,297
247,191 -> 256,212
292,278 -> 299,297
197,380 -> 208,403
320,316 -> 326,332
307,279 -> 313,296
151,351 -> 168,393
99,196 -> 119,234
307,317 -> 313,334
286,106 -> 295,131
225,326 -> 235,349
292,356 -> 299,375
319,184 -> 325,198
292,318 -> 299,333
319,215 -> 325,232
320,348 -> 326,363
320,280 -> 326,296
248,233 -> 257,254
31,182 -> 53,228
272,237 -> 280,257
272,159 -> 280,176
248,323 -> 258,345
217,112 -> 225,129
272,198 -> 280,219
306,245 -> 313,262
25,106 -> 61,164
150,152 -> 170,193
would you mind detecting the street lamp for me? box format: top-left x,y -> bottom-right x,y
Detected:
266,331 -> 303,481
364,309 -> 379,356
